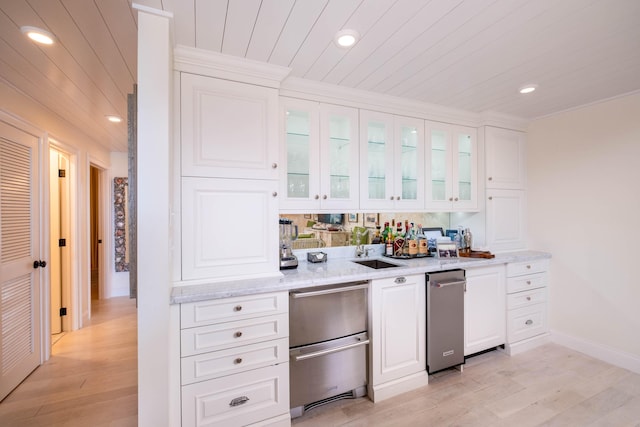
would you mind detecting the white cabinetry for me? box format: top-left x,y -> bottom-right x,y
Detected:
280,98 -> 359,211
369,274 -> 428,401
360,110 -> 425,211
425,121 -> 478,211
181,73 -> 279,180
506,259 -> 550,354
485,126 -> 527,251
180,292 -> 290,427
464,266 -> 506,356
179,72 -> 281,282
485,127 -> 526,189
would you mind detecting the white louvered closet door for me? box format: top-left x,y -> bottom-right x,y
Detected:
0,121 -> 41,401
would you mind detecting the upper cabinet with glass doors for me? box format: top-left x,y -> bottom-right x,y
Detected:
425,121 -> 478,211
359,110 -> 425,211
280,98 -> 359,211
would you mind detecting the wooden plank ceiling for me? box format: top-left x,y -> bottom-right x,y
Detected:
2,0 -> 640,152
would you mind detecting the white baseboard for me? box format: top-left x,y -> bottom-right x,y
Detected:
551,329 -> 640,375
502,333 -> 551,356
368,371 -> 429,402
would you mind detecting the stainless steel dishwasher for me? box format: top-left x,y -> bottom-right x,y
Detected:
289,281 -> 369,418
426,269 -> 466,373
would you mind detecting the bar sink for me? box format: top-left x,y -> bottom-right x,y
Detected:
352,259 -> 400,269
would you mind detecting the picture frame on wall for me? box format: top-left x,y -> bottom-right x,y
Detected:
348,213 -> 358,223
363,213 -> 379,228
436,241 -> 459,258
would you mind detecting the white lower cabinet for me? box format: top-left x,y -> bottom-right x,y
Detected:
506,259 -> 550,354
180,292 -> 290,427
464,266 -> 506,356
369,274 -> 428,401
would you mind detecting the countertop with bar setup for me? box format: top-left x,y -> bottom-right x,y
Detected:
170,248 -> 550,304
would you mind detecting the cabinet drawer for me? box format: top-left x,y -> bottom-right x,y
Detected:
181,338 -> 289,385
506,272 -> 547,294
181,292 -> 288,328
181,313 -> 289,356
507,287 -> 547,310
507,303 -> 548,343
182,363 -> 289,427
507,259 -> 549,277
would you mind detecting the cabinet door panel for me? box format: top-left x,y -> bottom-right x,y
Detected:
181,74 -> 278,179
181,178 -> 279,281
371,275 -> 426,385
395,116 -> 424,210
360,110 -> 394,210
485,126 -> 526,189
464,267 -> 506,356
486,189 -> 526,251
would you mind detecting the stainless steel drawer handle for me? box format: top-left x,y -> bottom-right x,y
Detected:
293,339 -> 370,362
433,279 -> 466,288
525,319 -> 533,326
395,277 -> 406,284
229,396 -> 249,407
233,305 -> 242,312
234,358 -> 243,364
291,282 -> 368,298
234,331 -> 243,338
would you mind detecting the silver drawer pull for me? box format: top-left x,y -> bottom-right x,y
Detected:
433,279 -> 466,288
229,396 -> 249,407
526,281 -> 531,285
234,331 -> 243,338
525,319 -> 533,326
233,305 -> 242,312
526,265 -> 531,269
395,277 -> 406,284
234,357 -> 243,364
526,296 -> 531,301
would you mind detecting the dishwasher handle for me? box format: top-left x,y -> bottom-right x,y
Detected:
292,339 -> 370,362
290,282 -> 368,298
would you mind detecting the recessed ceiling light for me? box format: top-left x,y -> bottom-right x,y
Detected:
334,29 -> 359,48
20,26 -> 55,45
519,84 -> 538,94
106,115 -> 122,123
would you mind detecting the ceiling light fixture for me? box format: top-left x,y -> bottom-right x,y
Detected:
519,84 -> 538,94
334,29 -> 359,48
20,26 -> 56,45
106,115 -> 122,123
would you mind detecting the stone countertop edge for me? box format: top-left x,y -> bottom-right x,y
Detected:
170,250 -> 551,305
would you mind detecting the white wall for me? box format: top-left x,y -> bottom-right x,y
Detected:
106,151 -> 130,298
527,92 -> 640,367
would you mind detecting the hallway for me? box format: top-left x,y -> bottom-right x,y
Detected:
0,297 -> 137,426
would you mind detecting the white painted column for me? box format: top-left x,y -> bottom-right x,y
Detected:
135,8 -> 173,427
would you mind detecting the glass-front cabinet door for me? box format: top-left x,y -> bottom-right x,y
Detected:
360,110 -> 424,211
394,116 -> 424,210
280,98 -> 358,211
319,104 -> 359,210
360,110 -> 394,211
426,121 -> 478,211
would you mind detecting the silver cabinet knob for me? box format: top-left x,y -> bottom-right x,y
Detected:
390,196 -> 394,200
234,331 -> 243,338
488,196 -> 493,200
449,197 -> 453,201
526,265 -> 531,269
234,358 -> 243,364
526,296 -> 531,301
454,197 -> 459,201
314,194 -> 320,200
488,176 -> 493,181
323,195 -> 327,200
525,319 -> 533,326
272,191 -> 277,197
271,163 -> 278,169
396,196 -> 401,200
233,305 -> 242,312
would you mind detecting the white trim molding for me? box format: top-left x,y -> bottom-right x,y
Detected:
551,329 -> 640,375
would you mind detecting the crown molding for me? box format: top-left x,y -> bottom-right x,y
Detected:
174,46 -> 291,88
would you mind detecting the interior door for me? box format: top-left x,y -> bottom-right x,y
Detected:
0,121 -> 42,401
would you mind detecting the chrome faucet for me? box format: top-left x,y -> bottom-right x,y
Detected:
355,245 -> 371,258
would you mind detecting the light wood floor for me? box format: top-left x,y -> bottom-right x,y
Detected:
0,297 -> 137,427
293,344 -> 640,426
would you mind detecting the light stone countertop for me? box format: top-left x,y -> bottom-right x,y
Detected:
170,249 -> 551,304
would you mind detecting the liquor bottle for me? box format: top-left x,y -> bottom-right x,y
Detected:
385,233 -> 393,256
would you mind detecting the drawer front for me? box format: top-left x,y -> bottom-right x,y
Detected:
181,292 -> 288,328
181,338 -> 289,385
182,363 -> 289,427
507,259 -> 549,277
507,287 -> 547,310
181,314 -> 289,356
507,272 -> 547,294
507,303 -> 548,343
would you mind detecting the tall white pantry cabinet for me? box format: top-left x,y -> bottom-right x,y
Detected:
175,50 -> 292,427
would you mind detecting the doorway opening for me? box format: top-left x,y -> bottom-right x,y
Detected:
90,165 -> 102,302
49,148 -> 71,343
